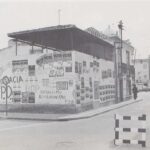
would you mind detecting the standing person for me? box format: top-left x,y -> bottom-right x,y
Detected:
132,84 -> 138,100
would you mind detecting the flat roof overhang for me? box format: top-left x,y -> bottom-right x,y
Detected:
8,25 -> 114,60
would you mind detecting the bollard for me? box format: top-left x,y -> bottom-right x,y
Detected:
114,114 -> 146,147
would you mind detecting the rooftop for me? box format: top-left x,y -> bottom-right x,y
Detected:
8,24 -> 114,60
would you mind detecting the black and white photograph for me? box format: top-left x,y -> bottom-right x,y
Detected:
0,0 -> 150,150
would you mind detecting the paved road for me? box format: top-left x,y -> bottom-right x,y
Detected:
0,92 -> 149,150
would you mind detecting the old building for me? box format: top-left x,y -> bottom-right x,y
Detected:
111,36 -> 135,101
0,25 -> 116,113
133,58 -> 150,90
86,27 -> 135,102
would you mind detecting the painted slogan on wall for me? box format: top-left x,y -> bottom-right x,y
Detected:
39,90 -> 66,100
0,76 -> 23,102
0,76 -> 23,84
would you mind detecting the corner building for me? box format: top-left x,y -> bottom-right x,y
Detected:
0,25 -> 116,113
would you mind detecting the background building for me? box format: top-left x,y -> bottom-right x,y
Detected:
111,36 -> 135,101
133,57 -> 150,90
85,27 -> 135,102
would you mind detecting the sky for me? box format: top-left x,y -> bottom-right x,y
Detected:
0,0 -> 150,59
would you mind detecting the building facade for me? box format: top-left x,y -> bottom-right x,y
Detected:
86,27 -> 135,102
0,24 -> 135,113
111,36 -> 135,101
133,58 -> 150,90
0,25 -> 116,113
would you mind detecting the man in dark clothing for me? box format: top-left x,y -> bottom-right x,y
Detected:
132,84 -> 138,100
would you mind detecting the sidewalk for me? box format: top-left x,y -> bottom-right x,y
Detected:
0,99 -> 142,121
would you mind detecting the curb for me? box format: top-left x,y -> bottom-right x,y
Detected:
58,99 -> 143,121
0,99 -> 142,122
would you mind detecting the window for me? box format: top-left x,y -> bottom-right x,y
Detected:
78,63 -> 82,74
83,61 -> 86,67
75,62 -> 78,73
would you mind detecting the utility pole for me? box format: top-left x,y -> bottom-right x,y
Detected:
114,42 -> 118,103
118,20 -> 123,74
118,20 -> 124,101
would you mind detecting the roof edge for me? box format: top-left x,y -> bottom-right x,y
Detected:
8,24 -> 77,37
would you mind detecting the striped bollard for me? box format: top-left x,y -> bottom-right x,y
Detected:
114,114 -> 146,147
